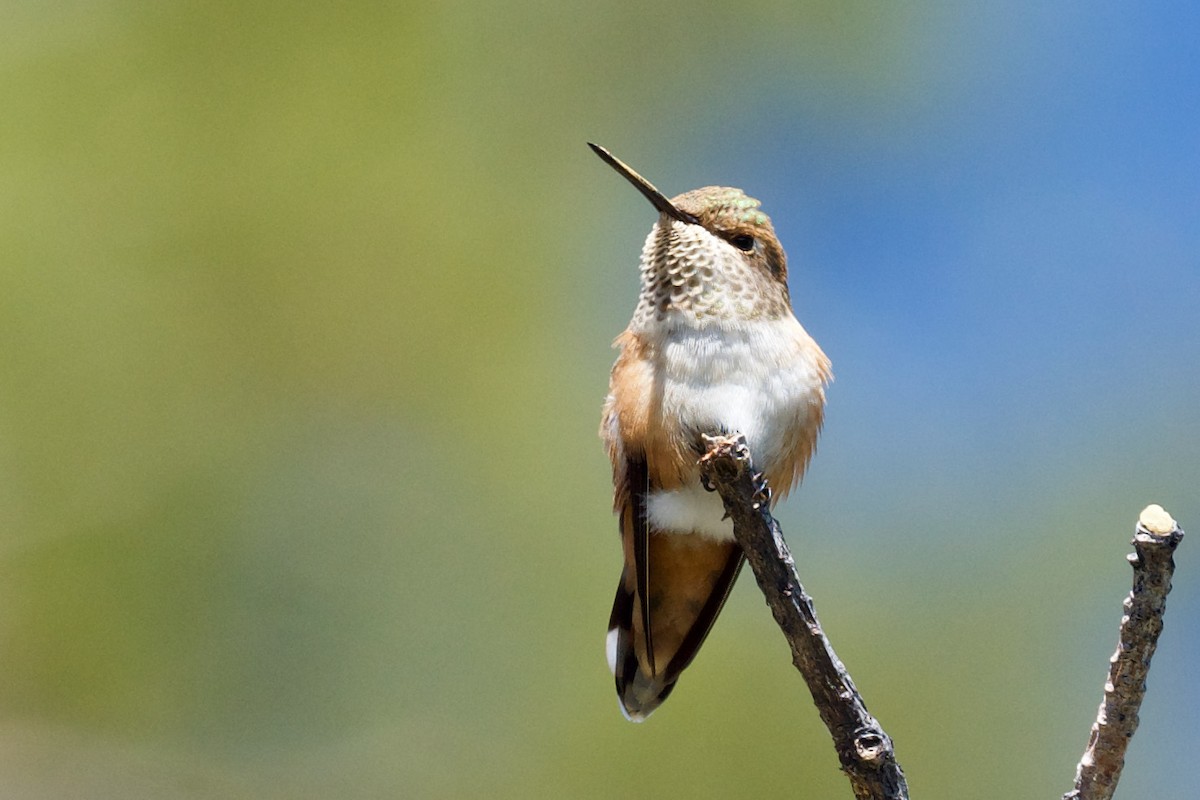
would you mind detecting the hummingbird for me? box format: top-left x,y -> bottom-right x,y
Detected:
591,143 -> 831,722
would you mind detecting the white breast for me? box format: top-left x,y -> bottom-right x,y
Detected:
645,315 -> 825,542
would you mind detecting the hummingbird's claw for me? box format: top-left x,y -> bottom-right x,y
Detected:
751,472 -> 772,509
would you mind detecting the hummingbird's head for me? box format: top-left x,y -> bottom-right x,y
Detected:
670,185 -> 788,285
589,143 -> 792,330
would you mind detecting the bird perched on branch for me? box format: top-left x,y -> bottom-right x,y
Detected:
591,143 -> 830,721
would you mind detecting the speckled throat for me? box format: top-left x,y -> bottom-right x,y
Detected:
628,189 -> 793,333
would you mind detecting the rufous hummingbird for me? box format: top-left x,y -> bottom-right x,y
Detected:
591,143 -> 831,721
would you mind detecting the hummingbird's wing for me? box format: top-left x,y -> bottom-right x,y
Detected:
606,453 -> 744,721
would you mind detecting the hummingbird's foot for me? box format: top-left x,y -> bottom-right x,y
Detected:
698,434 -> 730,493
699,433 -> 752,497
751,471 -> 772,509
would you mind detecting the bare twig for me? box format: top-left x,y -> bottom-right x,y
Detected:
1063,504 -> 1185,800
698,434 -> 908,800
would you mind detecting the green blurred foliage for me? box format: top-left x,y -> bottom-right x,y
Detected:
0,2 -> 1194,798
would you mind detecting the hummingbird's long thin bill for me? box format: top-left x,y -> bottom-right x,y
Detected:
588,143 -> 700,225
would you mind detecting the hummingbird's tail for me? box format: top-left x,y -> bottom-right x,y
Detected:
605,535 -> 744,722
607,575 -> 675,722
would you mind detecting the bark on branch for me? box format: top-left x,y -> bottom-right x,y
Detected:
1063,504 -> 1185,800
697,434 -> 1183,798
698,434 -> 909,800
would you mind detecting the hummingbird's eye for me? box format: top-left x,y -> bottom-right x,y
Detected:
730,234 -> 755,252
